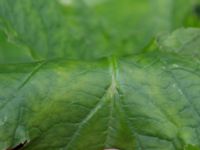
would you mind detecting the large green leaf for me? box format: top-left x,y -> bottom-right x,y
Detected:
1,0 -> 200,150
0,0 -> 200,63
1,50 -> 200,150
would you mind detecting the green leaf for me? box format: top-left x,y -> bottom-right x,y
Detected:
0,51 -> 200,150
1,0 -> 200,150
185,145 -> 200,150
157,28 -> 200,58
0,30 -> 35,64
0,0 -> 199,63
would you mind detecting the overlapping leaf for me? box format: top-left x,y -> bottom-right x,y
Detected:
157,28 -> 200,58
0,0 -> 200,63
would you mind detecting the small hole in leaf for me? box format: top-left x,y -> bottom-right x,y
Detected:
6,141 -> 27,150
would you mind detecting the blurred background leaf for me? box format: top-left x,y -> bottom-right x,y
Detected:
0,0 -> 200,63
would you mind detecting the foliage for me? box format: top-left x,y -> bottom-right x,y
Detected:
0,0 -> 200,149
